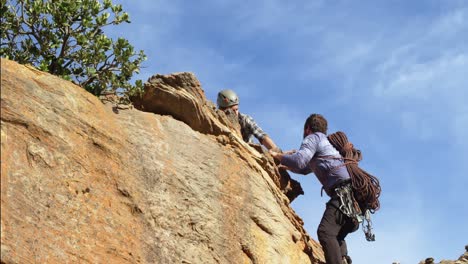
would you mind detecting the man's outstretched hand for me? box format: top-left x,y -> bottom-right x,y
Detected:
269,149 -> 296,161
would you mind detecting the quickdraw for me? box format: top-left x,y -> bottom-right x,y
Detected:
362,210 -> 375,242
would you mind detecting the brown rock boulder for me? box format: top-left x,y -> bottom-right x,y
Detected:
1,59 -> 323,264
130,72 -> 240,137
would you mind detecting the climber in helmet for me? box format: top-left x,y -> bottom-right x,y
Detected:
270,114 -> 359,264
217,89 -> 280,151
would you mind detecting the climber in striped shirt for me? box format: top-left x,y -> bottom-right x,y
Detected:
217,89 -> 280,152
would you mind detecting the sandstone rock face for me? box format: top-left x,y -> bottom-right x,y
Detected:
1,59 -> 323,264
131,72 -> 304,202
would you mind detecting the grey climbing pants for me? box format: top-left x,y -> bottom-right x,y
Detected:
317,197 -> 359,264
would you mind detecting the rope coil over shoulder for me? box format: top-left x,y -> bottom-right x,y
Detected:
327,131 -> 381,213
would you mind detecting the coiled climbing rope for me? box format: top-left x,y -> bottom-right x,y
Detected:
327,131 -> 381,212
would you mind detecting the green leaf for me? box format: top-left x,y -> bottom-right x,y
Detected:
1,0 -> 147,97
103,0 -> 112,9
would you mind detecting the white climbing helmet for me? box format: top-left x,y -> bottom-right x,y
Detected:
217,89 -> 239,108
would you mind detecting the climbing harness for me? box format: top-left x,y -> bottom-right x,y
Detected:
335,183 -> 376,242
334,183 -> 360,218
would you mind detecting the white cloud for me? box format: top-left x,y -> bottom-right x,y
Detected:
430,8 -> 467,36
373,8 -> 468,98
374,53 -> 468,100
217,0 -> 326,37
373,52 -> 468,145
367,7 -> 468,148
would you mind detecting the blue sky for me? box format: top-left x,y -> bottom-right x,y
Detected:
107,1 -> 468,263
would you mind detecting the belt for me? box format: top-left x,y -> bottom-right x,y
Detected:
331,179 -> 351,190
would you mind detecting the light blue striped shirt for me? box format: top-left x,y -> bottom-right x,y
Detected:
281,132 -> 350,196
